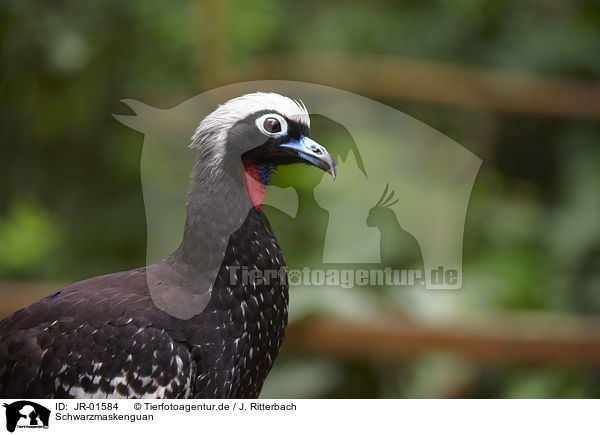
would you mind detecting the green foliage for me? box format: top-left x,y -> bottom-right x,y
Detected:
1,0 -> 600,398
0,198 -> 61,276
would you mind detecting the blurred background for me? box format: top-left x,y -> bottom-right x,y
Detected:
1,0 -> 600,398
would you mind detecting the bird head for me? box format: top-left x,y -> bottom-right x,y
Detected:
366,184 -> 399,228
190,93 -> 336,208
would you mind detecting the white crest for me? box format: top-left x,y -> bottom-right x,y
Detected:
190,92 -> 310,150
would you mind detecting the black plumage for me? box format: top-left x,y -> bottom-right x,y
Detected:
0,93 -> 336,398
1,209 -> 286,398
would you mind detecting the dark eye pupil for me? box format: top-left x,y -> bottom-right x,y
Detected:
263,117 -> 281,133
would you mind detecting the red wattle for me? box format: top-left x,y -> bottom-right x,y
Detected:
243,162 -> 267,211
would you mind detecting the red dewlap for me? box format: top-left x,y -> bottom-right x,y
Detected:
243,162 -> 267,210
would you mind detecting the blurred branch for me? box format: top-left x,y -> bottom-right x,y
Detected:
192,0 -> 231,87
5,281 -> 600,366
216,53 -> 600,120
284,313 -> 600,366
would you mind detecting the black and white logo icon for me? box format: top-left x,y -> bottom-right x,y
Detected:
3,401 -> 50,433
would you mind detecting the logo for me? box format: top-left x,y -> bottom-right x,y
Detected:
3,401 -> 50,433
114,82 -> 482,319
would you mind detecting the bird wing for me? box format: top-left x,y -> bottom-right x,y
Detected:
0,268 -> 196,398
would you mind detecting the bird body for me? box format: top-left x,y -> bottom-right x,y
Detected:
0,93 -> 336,398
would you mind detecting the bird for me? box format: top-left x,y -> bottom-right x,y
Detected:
366,184 -> 424,271
0,92 -> 336,399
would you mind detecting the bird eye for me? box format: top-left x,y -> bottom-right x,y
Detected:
263,117 -> 281,134
256,113 -> 287,138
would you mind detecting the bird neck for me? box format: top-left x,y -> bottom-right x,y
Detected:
170,155 -> 252,267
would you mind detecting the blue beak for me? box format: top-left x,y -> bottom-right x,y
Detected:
279,137 -> 337,180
